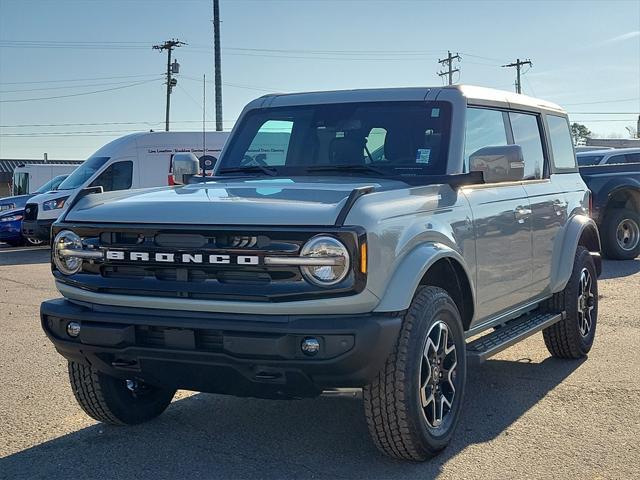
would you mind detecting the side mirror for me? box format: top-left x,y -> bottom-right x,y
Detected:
469,145 -> 524,183
171,153 -> 200,185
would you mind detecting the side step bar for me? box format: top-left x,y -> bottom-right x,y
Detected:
466,311 -> 565,365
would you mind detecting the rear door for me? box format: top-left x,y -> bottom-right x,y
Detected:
512,111 -> 567,298
462,107 -> 533,321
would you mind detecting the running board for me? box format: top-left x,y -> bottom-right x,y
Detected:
466,311 -> 565,365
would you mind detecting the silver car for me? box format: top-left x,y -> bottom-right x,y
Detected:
42,85 -> 601,461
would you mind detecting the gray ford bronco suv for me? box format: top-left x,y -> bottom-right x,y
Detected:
42,85 -> 602,461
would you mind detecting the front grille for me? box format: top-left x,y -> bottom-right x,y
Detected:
54,224 -> 366,302
24,203 -> 38,221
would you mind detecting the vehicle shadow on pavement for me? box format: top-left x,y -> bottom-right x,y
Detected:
598,258 -> 640,280
0,247 -> 50,266
0,356 -> 583,480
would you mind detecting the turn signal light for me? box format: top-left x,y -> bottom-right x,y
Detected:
360,243 -> 367,274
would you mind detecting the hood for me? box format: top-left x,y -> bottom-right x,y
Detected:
0,194 -> 32,210
26,190 -> 70,205
64,177 -> 407,226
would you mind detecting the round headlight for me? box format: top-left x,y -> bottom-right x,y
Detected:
300,235 -> 350,286
53,230 -> 83,275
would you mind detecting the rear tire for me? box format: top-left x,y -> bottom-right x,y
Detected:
68,361 -> 175,425
601,208 -> 640,260
542,246 -> 598,359
363,286 -> 466,461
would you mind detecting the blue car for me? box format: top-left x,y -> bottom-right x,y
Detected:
0,208 -> 29,246
0,174 -> 68,212
0,175 -> 68,246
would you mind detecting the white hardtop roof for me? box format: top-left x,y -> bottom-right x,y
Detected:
252,84 -> 565,113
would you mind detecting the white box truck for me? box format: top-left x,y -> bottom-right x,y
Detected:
22,131 -> 229,242
11,163 -> 82,196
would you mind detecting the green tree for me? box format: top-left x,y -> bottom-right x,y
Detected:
570,123 -> 592,145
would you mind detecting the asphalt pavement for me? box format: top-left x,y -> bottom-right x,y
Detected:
0,244 -> 638,479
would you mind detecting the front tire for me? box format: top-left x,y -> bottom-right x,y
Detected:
601,208 -> 640,260
543,246 -> 598,359
68,361 -> 176,425
363,286 -> 466,461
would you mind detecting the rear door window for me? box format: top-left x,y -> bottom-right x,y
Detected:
546,115 -> 576,170
625,153 -> 640,164
577,155 -> 604,166
89,161 -> 133,192
605,154 -> 627,165
509,112 -> 544,179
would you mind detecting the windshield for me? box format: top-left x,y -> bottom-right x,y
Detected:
57,157 -> 109,190
35,174 -> 68,193
577,155 -> 604,167
217,101 -> 451,177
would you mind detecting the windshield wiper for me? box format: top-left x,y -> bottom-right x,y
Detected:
306,164 -> 390,177
218,165 -> 277,177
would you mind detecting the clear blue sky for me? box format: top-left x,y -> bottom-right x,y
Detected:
0,0 -> 639,159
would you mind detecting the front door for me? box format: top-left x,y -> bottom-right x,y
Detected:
464,185 -> 533,321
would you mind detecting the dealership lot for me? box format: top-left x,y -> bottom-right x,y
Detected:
0,245 -> 638,479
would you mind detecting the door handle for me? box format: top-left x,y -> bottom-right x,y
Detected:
514,206 -> 532,223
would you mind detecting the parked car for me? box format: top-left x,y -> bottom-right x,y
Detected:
579,155 -> 640,259
42,86 -> 600,461
0,174 -> 68,213
21,131 -> 230,242
0,175 -> 69,247
576,147 -> 640,167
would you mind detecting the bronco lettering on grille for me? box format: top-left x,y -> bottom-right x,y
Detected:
105,250 -> 260,265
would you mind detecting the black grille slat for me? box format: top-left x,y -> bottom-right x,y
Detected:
24,203 -> 38,221
136,326 -> 223,352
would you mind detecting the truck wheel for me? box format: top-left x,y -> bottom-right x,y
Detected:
601,208 -> 640,260
542,246 -> 598,359
363,286 -> 466,461
68,361 -> 175,425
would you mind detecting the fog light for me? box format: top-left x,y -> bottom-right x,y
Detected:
301,337 -> 320,356
66,321 -> 81,338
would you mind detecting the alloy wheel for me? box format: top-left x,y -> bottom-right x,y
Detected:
577,267 -> 596,337
419,320 -> 458,429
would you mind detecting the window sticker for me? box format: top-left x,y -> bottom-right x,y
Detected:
416,149 -> 431,164
431,108 -> 440,118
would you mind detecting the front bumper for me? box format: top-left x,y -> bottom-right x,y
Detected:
0,220 -> 22,243
41,298 -> 402,398
21,219 -> 54,242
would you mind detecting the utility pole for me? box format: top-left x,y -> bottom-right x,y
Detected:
213,0 -> 223,131
153,39 -> 185,131
502,58 -> 532,94
437,51 -> 461,86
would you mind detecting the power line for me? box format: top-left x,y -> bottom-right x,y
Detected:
563,97 -> 640,106
0,78 -> 161,103
0,73 -> 161,85
0,77 -> 163,93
